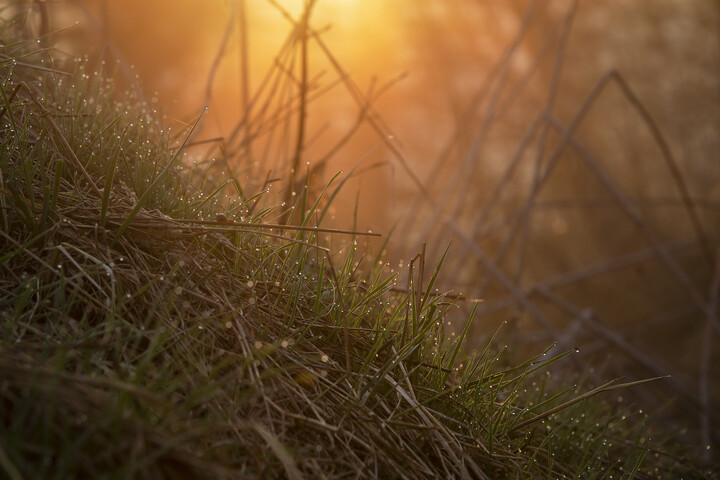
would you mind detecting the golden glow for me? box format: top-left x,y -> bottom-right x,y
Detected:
251,0 -> 398,72
93,0 -> 398,129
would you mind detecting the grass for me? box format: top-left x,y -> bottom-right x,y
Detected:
0,11 -> 712,480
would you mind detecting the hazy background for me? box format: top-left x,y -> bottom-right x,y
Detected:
9,0 -> 719,462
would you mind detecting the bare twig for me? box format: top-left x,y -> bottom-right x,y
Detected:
700,248 -> 720,460
548,113 -> 720,336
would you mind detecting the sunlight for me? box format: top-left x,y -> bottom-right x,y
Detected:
241,0 -> 401,97
91,0 -> 399,119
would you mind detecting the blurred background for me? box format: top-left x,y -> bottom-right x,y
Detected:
5,0 -> 719,464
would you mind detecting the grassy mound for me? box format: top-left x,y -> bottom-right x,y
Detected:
0,22 -> 708,480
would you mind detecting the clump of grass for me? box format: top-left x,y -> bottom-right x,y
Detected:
0,17 -> 710,480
